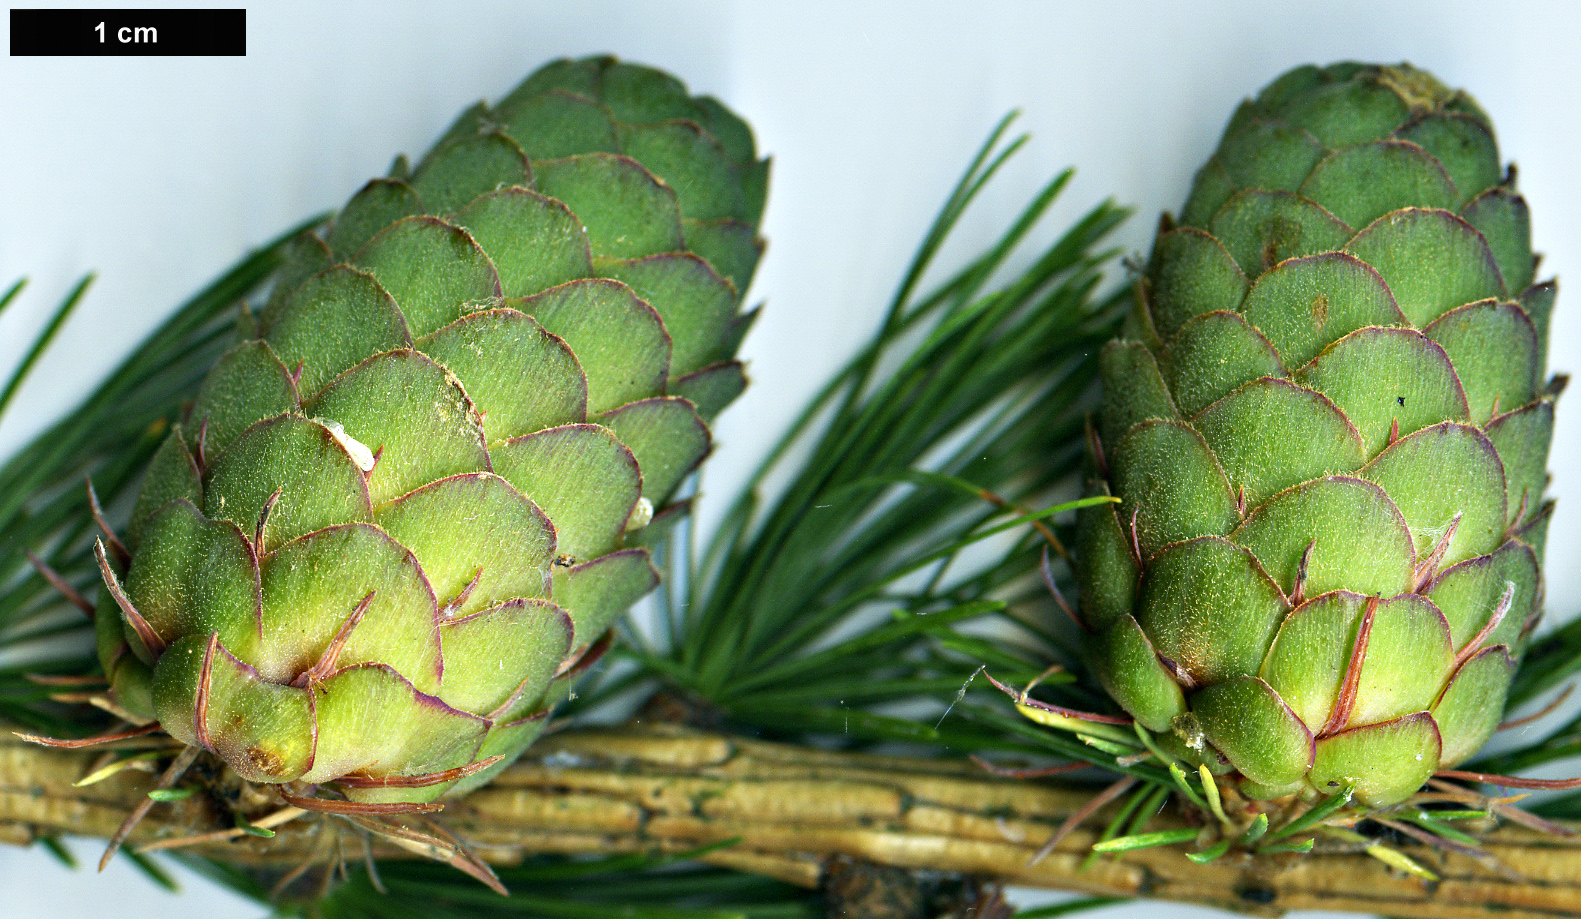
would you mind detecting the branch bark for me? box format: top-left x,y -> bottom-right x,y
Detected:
2,724 -> 1577,918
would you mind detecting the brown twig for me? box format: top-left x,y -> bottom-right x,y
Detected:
0,725 -> 1578,918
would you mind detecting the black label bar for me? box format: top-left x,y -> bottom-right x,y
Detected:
10,9 -> 246,56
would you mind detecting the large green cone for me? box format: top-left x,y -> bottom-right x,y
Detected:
1080,63 -> 1555,808
94,57 -> 766,805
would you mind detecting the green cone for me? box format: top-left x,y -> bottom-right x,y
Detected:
95,57 -> 766,805
1080,63 -> 1554,808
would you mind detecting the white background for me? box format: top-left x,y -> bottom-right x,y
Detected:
4,1 -> 1581,917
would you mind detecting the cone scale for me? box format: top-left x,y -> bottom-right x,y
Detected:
94,57 -> 767,805
1079,62 -> 1555,808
